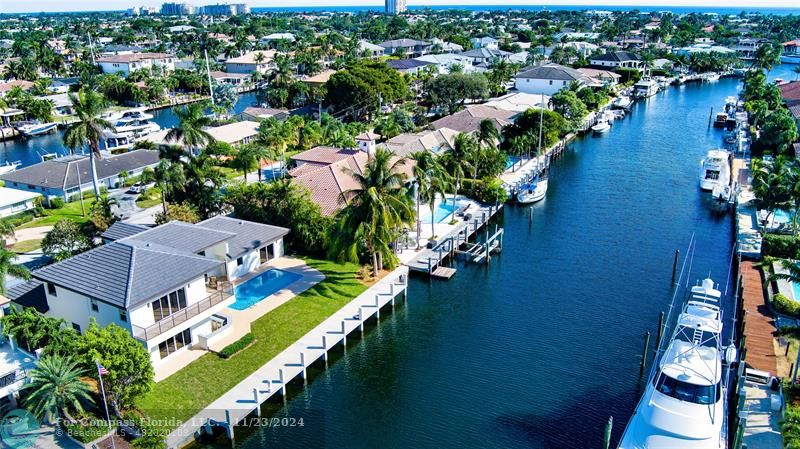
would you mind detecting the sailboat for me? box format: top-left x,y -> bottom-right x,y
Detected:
517,93 -> 549,204
618,277 -> 732,449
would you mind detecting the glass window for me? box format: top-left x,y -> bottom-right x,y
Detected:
47,283 -> 57,296
237,257 -> 244,266
90,299 -> 99,312
654,373 -> 720,405
119,309 -> 127,322
72,323 -> 81,332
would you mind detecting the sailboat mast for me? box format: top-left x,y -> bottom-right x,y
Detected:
205,49 -> 215,105
538,93 -> 545,167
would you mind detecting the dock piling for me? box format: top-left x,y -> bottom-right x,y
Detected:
671,250 -> 680,283
639,331 -> 651,376
603,416 -> 613,449
278,368 -> 286,396
655,311 -> 665,354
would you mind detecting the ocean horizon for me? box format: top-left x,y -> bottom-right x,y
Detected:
3,4 -> 800,16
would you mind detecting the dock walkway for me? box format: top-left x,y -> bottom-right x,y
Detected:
165,267 -> 409,449
740,261 -> 777,374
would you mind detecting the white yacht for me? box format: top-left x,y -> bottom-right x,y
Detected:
618,278 -> 729,449
592,120 -> 611,135
0,160 -> 21,175
614,96 -> 633,111
705,72 -> 721,82
699,150 -> 731,191
633,78 -> 659,98
100,108 -> 161,149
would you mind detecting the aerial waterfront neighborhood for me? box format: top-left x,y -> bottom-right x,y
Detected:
0,1 -> 800,448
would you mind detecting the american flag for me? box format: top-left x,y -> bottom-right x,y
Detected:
97,363 -> 109,376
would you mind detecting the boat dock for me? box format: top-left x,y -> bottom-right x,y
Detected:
739,261 -> 777,374
404,203 -> 504,279
165,267 -> 409,449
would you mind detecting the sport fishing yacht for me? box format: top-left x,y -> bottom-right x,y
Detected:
618,278 -> 730,449
100,108 -> 161,149
699,150 -> 731,191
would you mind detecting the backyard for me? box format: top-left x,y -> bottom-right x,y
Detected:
135,258 -> 369,431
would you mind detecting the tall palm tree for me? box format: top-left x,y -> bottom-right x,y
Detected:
420,160 -> 449,241
24,355 -> 92,423
233,144 -> 269,183
165,101 -> 216,154
410,151 -> 433,249
329,148 -> 415,276
256,119 -> 292,176
448,133 -> 477,223
141,159 -> 186,214
63,90 -> 115,197
0,248 -> 30,295
752,157 -> 793,232
474,119 -> 500,182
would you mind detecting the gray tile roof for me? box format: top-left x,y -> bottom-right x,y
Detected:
459,48 -> 511,59
124,221 -> 235,254
591,51 -> 642,62
6,280 -> 49,313
387,59 -> 433,70
516,63 -> 592,82
0,150 -> 159,191
101,222 -> 149,241
378,39 -> 431,49
198,216 -> 289,259
32,239 -> 223,309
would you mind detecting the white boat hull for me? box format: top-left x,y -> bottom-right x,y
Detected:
592,123 -> 611,134
517,179 -> 548,204
17,123 -> 57,137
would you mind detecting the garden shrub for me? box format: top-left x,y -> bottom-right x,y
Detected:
219,333 -> 255,359
771,293 -> 800,318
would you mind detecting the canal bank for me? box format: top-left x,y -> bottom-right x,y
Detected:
193,77 -> 746,448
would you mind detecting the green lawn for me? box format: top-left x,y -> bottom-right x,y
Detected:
9,238 -> 43,254
18,198 -> 97,229
136,258 -> 368,431
135,188 -> 163,209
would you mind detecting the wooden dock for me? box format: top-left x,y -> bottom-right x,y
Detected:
404,203 -> 503,278
165,268 -> 409,449
740,261 -> 777,375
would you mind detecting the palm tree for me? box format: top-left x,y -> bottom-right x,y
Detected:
329,148 -> 415,277
256,119 -> 292,176
232,145 -> 263,184
794,65 -> 800,81
141,159 -> 186,214
165,102 -> 216,154
752,157 -> 793,232
0,221 -> 15,245
63,90 -> 115,197
448,133 -> 477,223
0,248 -> 30,295
410,151 -> 433,249
420,161 -> 449,241
24,355 -> 92,423
474,119 -> 500,181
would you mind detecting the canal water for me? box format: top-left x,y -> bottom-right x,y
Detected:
210,76 -> 761,449
0,91 -> 263,168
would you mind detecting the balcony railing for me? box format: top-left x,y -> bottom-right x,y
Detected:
133,289 -> 233,341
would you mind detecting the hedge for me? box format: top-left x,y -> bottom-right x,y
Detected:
219,333 -> 255,359
762,234 -> 800,259
772,293 -> 800,318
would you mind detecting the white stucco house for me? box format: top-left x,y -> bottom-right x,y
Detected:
13,218 -> 289,376
514,63 -> 594,96
96,52 -> 177,76
0,187 -> 40,217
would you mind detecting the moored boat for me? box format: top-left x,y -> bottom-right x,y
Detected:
712,112 -> 728,128
592,120 -> 611,135
705,72 -> 721,82
618,277 -> 730,449
100,108 -> 161,149
0,160 -> 21,175
15,121 -> 57,137
699,149 -> 731,191
633,78 -> 659,98
516,176 -> 548,204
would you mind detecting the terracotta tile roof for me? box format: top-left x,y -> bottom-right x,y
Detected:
96,52 -> 173,63
779,81 -> 800,102
431,105 -> 516,133
291,146 -> 359,165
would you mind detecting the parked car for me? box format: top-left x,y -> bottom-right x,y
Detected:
126,183 -> 145,194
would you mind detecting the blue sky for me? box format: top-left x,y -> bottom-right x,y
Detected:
2,0 -> 800,14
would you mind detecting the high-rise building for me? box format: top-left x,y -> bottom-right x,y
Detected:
200,3 -> 250,15
385,0 -> 407,15
160,2 -> 195,15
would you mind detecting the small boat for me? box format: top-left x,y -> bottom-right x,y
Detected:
100,108 -> 161,149
712,183 -> 733,202
592,120 -> 611,135
614,95 -> 633,111
676,74 -> 688,84
618,277 -> 731,449
0,160 -> 21,175
705,72 -> 721,82
15,121 -> 57,137
699,149 -> 731,191
516,176 -> 548,204
712,112 -> 728,128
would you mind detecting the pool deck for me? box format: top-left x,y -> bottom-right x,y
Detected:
153,257 -> 324,382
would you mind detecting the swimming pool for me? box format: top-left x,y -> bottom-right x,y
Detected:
793,282 -> 800,302
421,202 -> 457,224
230,269 -> 303,310
774,209 -> 794,225
505,156 -> 521,170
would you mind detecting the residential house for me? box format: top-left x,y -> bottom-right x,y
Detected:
378,39 -> 432,58
0,187 -> 40,217
470,36 -> 499,50
290,147 -> 414,215
46,77 -> 79,94
145,121 -> 261,148
588,51 -> 643,69
514,63 -> 594,96
224,51 -> 277,74
431,38 -> 464,54
18,218 -> 288,375
577,68 -> 621,87
0,150 -> 159,203
260,33 -> 296,46
414,54 -> 479,74
97,53 -> 177,76
0,80 -> 34,95
37,93 -> 75,117
431,105 -> 517,133
458,48 -> 512,66
241,106 -> 289,122
673,43 -> 736,57
779,81 -> 800,131
99,45 -> 145,56
387,59 -> 434,75
733,38 -> 771,60
167,25 -> 196,34
357,40 -> 385,59
485,92 -> 551,113
382,128 -> 459,157
210,71 -> 251,86
301,69 -> 337,87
